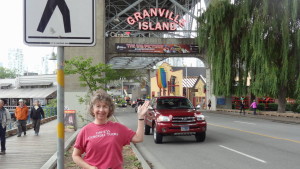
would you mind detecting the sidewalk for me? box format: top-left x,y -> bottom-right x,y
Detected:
206,109 -> 300,124
0,119 -> 75,169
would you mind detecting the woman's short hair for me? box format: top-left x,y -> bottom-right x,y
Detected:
89,89 -> 115,118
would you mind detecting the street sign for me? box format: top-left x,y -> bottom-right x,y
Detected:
24,0 -> 96,46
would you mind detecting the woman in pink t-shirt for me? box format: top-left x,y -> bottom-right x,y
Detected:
72,90 -> 149,169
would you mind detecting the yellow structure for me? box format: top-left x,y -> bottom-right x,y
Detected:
151,62 -> 183,97
151,62 -> 207,106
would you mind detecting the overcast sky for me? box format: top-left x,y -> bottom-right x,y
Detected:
0,1 -> 52,70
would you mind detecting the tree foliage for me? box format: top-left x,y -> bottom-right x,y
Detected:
0,67 -> 17,79
197,0 -> 300,112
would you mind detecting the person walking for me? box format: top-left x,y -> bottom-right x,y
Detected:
250,99 -> 258,115
31,100 -> 45,136
15,99 -> 29,137
208,99 -> 211,110
239,100 -> 246,115
0,100 -> 11,155
72,90 -> 150,169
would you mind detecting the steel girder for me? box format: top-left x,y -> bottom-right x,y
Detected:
105,0 -> 203,38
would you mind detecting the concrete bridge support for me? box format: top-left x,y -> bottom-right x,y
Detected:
64,0 -> 106,127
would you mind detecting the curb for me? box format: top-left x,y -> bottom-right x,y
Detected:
113,116 -> 152,169
40,129 -> 81,169
208,109 -> 300,124
130,142 -> 151,169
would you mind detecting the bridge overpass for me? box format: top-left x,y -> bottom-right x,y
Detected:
63,0 -> 220,126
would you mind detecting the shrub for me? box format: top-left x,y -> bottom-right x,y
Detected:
296,105 -> 300,113
285,104 -> 293,111
266,103 -> 278,111
257,103 -> 265,110
291,103 -> 299,113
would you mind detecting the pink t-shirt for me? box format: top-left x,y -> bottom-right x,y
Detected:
74,121 -> 136,169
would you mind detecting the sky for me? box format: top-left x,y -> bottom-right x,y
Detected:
0,1 -> 53,71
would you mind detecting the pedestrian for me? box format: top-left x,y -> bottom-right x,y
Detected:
72,90 -> 150,169
15,99 -> 29,137
239,100 -> 245,115
31,100 -> 45,136
208,99 -> 211,110
250,99 -> 258,115
0,99 -> 11,155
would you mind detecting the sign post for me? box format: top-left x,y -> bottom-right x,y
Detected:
24,1 -> 96,168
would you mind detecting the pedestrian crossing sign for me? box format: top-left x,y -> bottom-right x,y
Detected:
24,0 -> 96,46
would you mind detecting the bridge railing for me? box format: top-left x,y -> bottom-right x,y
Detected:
5,107 -> 57,130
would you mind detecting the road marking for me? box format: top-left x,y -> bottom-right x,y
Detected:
209,123 -> 300,144
219,145 -> 267,163
234,121 -> 256,125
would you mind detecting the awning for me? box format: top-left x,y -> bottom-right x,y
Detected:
0,87 -> 57,98
183,78 -> 198,88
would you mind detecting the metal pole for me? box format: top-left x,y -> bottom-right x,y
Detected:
56,46 -> 65,169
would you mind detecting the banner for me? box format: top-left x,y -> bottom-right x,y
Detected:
116,43 -> 199,54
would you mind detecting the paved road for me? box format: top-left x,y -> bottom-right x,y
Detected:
115,107 -> 300,169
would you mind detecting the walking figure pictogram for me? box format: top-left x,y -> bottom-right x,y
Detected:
37,0 -> 71,33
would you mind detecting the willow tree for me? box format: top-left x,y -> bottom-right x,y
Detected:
197,0 -> 300,113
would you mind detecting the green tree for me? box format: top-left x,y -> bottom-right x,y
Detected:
65,56 -> 144,93
0,67 -> 17,79
197,0 -> 300,113
65,56 -> 115,93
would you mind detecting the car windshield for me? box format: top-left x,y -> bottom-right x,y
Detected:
156,98 -> 194,109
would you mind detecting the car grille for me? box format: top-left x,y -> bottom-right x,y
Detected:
172,116 -> 195,123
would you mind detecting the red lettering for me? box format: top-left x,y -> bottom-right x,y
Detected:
127,16 -> 136,25
143,9 -> 150,18
173,15 -> 179,23
164,10 -> 170,19
149,22 -> 155,30
158,8 -> 165,17
170,23 -> 177,30
127,44 -> 136,48
141,22 -> 149,30
168,12 -> 174,21
179,19 -> 186,28
134,12 -> 143,21
150,8 -> 157,17
155,22 -> 162,30
162,22 -> 169,30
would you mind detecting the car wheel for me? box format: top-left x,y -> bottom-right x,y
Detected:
195,132 -> 206,142
145,124 -> 151,135
153,124 -> 163,144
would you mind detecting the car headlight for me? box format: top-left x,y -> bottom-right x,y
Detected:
195,114 -> 205,121
157,115 -> 171,122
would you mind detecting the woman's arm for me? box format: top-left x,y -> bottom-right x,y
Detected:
131,100 -> 150,143
72,147 -> 98,169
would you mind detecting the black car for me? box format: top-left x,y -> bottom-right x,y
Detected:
135,99 -> 145,113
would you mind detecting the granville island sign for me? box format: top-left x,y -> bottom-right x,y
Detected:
127,8 -> 186,31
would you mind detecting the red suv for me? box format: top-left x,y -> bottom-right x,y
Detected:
144,96 -> 207,143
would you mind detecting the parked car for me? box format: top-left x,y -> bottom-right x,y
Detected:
144,96 -> 207,144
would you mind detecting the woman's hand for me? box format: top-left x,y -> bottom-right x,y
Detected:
137,100 -> 150,119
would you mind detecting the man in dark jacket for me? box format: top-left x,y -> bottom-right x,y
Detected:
31,100 -> 45,136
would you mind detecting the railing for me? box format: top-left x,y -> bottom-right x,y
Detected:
6,107 -> 57,130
